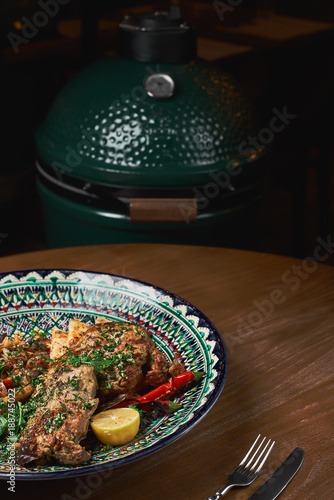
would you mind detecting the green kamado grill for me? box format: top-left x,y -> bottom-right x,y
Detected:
35,8 -> 265,248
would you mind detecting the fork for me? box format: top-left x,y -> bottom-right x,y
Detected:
206,434 -> 275,499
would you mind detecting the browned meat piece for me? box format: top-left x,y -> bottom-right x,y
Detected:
72,322 -> 185,398
72,322 -> 153,401
145,350 -> 185,386
70,321 -> 185,397
145,348 -> 170,386
17,364 -> 98,466
168,356 -> 185,377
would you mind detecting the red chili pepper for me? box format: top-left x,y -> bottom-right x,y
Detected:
3,377 -> 14,388
138,371 -> 204,404
101,371 -> 204,414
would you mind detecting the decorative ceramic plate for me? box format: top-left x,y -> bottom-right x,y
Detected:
0,269 -> 227,480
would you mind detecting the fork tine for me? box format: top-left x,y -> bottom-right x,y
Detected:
244,436 -> 275,474
249,438 -> 271,470
244,435 -> 266,469
255,439 -> 275,473
239,434 -> 261,466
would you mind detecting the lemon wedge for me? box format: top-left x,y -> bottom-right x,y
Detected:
90,408 -> 140,446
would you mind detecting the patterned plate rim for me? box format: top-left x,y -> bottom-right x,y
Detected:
0,268 -> 228,480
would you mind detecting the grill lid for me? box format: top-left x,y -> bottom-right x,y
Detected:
35,12 -> 265,189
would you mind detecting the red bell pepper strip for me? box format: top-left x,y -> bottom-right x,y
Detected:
138,371 -> 204,404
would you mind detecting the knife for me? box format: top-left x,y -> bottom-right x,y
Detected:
248,447 -> 304,500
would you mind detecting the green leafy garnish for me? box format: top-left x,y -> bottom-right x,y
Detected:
0,415 -> 7,438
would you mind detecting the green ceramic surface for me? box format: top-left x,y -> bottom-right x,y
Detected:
35,56 -> 263,188
36,178 -> 260,247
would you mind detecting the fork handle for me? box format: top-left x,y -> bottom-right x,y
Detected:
206,482 -> 233,499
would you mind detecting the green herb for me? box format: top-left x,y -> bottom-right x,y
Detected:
53,411 -> 66,429
44,418 -> 52,434
125,343 -> 135,353
43,409 -> 65,434
128,404 -> 144,417
0,361 -> 9,374
83,401 -> 95,410
16,402 -> 26,433
11,374 -> 22,386
0,402 -> 27,442
67,377 -> 80,390
30,375 -> 42,387
63,350 -> 134,374
0,415 -> 7,438
103,341 -> 117,352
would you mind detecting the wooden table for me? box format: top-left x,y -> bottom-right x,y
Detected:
0,244 -> 333,499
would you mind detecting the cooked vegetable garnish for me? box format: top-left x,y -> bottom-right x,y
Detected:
104,396 -> 182,414
137,371 -> 204,403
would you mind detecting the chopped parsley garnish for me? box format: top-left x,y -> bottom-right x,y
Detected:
83,401 -> 95,410
62,349 -> 135,377
67,377 -> 80,390
11,374 -> 22,386
53,411 -> 66,428
44,411 -> 66,434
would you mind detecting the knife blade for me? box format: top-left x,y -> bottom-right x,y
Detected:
248,447 -> 304,500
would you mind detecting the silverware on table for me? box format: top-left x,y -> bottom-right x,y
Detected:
206,434 -> 275,499
247,447 -> 304,499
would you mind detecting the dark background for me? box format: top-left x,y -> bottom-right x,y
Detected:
1,0 -> 334,262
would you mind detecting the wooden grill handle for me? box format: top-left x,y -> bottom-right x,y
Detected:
130,198 -> 197,223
